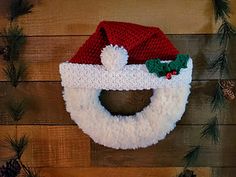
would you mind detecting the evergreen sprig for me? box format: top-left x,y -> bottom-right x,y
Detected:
23,166 -> 40,177
201,117 -> 220,144
218,20 -> 236,45
180,1 -> 234,176
3,62 -> 26,87
1,136 -> 40,177
213,0 -> 230,21
7,99 -> 25,122
0,0 -> 36,176
208,50 -> 228,77
9,0 -> 34,21
1,25 -> 26,61
211,82 -> 225,111
5,135 -> 28,159
183,145 -> 201,167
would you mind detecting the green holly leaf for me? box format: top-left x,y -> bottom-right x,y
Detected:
145,54 -> 189,78
168,62 -> 177,71
145,59 -> 156,73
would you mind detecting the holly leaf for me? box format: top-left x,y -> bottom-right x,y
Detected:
145,59 -> 156,73
168,62 -> 177,71
145,54 -> 189,78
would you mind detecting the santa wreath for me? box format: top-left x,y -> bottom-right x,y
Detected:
59,21 -> 192,149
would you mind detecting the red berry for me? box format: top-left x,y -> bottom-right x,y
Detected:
172,70 -> 177,75
166,72 -> 172,80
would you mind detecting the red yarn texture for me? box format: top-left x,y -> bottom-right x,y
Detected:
69,21 -> 179,64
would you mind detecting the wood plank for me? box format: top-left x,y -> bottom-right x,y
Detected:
0,36 -> 87,81
0,81 -> 235,125
35,167 -> 211,177
17,125 -> 90,167
0,125 -> 16,164
0,35 -> 236,81
91,125 -> 236,167
1,125 -> 236,168
213,168 -> 236,177
0,0 -> 230,35
0,82 -> 72,124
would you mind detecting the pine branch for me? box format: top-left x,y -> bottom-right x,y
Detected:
211,82 -> 225,111
208,50 -> 229,77
5,135 -> 28,159
1,25 -> 26,61
9,0 -> 34,21
7,99 -> 25,122
183,145 -> 201,167
201,117 -> 220,144
3,62 -> 27,87
23,166 -> 40,177
218,20 -> 236,45
213,0 -> 230,21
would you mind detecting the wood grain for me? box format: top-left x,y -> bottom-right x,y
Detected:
0,81 -> 235,125
0,0 -> 229,35
17,125 -> 90,167
213,168 -> 236,177
0,1 -> 235,175
1,125 -> 235,168
91,125 -> 236,167
36,167 -> 211,177
0,82 -> 72,124
1,35 -> 236,81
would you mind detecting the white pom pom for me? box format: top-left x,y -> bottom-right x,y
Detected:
100,44 -> 128,71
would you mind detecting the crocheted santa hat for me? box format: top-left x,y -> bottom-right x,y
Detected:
70,21 -> 179,64
60,21 -> 192,90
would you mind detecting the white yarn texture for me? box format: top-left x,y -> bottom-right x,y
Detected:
63,85 -> 190,149
60,59 -> 192,90
60,58 -> 193,149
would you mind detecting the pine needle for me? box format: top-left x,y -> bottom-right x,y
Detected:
3,62 -> 26,87
25,167 -> 40,177
1,25 -> 26,61
201,117 -> 220,144
218,20 -> 236,45
213,0 -> 230,21
211,82 -> 225,111
5,135 -> 28,158
9,0 -> 34,21
183,145 -> 201,167
7,99 -> 25,122
208,50 -> 229,77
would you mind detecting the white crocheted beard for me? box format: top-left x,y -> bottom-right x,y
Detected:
59,58 -> 192,149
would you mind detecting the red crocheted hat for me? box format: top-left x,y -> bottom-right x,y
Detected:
69,21 -> 179,64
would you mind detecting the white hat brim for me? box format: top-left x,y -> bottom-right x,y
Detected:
59,58 -> 193,90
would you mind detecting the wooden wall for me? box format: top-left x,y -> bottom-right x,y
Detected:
0,0 -> 236,176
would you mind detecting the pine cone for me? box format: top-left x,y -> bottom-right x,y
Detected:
220,80 -> 235,89
0,158 -> 21,177
178,169 -> 197,177
223,88 -> 235,100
